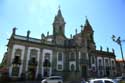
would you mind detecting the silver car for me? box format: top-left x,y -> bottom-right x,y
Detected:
88,78 -> 117,83
41,76 -> 63,83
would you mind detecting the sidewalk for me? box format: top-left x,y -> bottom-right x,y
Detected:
0,80 -> 81,83
64,80 -> 81,83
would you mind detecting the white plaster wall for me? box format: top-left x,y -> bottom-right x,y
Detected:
9,44 -> 25,77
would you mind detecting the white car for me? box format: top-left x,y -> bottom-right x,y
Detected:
41,76 -> 63,83
88,78 -> 117,83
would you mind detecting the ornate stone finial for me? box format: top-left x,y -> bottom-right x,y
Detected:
57,5 -> 62,16
112,48 -> 115,54
100,46 -> 102,51
85,16 -> 89,25
112,35 -> 116,41
47,31 -> 49,36
75,28 -> 77,35
85,16 -> 87,19
80,24 -> 83,31
58,5 -> 61,9
27,30 -> 30,38
107,47 -> 109,52
70,34 -> 72,39
41,33 -> 45,39
12,27 -> 17,35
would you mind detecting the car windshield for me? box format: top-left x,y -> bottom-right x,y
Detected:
88,80 -> 103,83
94,80 -> 103,83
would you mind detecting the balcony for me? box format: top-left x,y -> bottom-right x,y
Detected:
12,58 -> 21,65
28,60 -> 37,66
43,59 -> 51,67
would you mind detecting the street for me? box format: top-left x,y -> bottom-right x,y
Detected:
0,80 -> 81,83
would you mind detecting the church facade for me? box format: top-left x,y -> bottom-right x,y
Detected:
3,9 -> 116,80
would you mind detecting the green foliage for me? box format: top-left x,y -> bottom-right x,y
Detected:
0,62 -> 5,68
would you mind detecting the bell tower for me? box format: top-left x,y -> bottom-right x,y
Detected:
52,7 -> 66,45
53,8 -> 66,36
82,17 -> 96,50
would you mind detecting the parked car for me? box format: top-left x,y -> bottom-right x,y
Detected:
41,76 -> 63,83
119,77 -> 125,83
114,76 -> 125,83
88,78 -> 117,83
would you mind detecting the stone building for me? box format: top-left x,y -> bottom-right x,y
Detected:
116,59 -> 125,76
2,8 -> 116,80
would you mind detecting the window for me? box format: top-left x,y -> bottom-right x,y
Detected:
58,52 -> 63,61
81,53 -> 86,59
45,53 -> 50,60
31,57 -> 35,63
58,64 -> 62,70
112,61 -> 114,66
13,49 -> 22,64
15,49 -> 22,56
105,59 -> 108,66
105,80 -> 114,83
92,56 -> 95,64
99,59 -> 101,65
93,80 -> 103,83
71,64 -> 75,71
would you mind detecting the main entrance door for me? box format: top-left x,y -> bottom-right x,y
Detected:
81,65 -> 87,80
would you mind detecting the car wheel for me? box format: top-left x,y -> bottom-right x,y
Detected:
58,81 -> 61,83
44,81 -> 48,83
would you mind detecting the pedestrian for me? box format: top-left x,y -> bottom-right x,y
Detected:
81,78 -> 86,83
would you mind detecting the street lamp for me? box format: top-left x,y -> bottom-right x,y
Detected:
112,35 -> 125,74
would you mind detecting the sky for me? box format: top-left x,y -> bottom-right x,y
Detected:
0,0 -> 125,63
